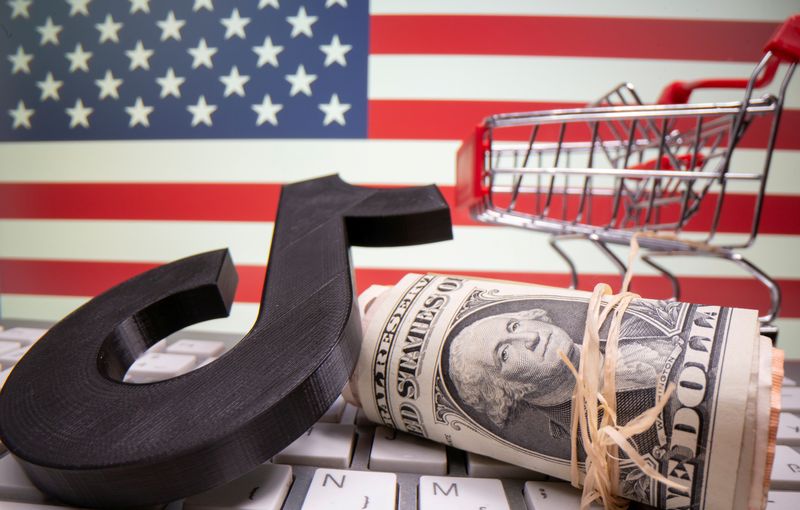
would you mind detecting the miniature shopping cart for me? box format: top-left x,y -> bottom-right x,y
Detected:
456,16 -> 799,325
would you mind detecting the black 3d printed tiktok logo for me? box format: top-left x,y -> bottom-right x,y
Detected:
0,175 -> 452,508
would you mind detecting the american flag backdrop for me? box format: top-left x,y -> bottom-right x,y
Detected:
1,1 -> 799,355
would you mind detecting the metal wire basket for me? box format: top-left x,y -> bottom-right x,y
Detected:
456,16 -> 800,324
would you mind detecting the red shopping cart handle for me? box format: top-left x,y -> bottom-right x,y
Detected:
657,15 -> 800,105
656,60 -> 779,105
766,14 -> 800,63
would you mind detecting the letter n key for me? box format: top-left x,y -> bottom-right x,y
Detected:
301,469 -> 397,510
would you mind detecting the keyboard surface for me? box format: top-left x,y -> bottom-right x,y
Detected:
0,323 -> 798,510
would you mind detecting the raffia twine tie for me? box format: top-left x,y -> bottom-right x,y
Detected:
557,234 -> 689,510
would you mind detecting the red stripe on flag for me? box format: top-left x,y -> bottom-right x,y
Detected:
368,100 -> 800,151
1,259 -> 797,318
0,183 -> 282,222
0,259 -> 268,306
370,15 -> 775,62
2,183 -> 799,235
435,187 -> 800,236
368,100 -> 565,140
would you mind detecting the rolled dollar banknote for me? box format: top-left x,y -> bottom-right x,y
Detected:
346,273 -> 781,510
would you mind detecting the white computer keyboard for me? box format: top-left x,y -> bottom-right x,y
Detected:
0,325 -> 799,510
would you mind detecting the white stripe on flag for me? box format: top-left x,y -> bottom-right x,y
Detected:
368,55 -> 800,108
0,140 -> 459,186
0,294 -> 257,336
2,219 -> 798,279
0,141 -> 798,196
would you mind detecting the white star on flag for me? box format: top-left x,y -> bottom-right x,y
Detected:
193,0 -> 213,12
95,70 -> 123,100
37,17 -> 63,46
219,66 -> 250,97
253,36 -> 283,68
66,98 -> 93,128
9,100 -> 34,129
67,0 -> 92,17
320,35 -> 351,67
319,93 -> 350,126
126,40 -> 154,71
252,94 -> 282,126
157,11 -> 186,42
188,38 -> 217,69
8,46 -> 33,74
187,96 -> 217,127
285,64 -> 317,97
1,0 -> 369,139
65,43 -> 93,73
36,72 -> 63,101
156,68 -> 185,98
8,0 -> 32,19
129,0 -> 150,14
287,6 -> 317,38
95,14 -> 123,44
221,8 -> 250,40
125,97 -> 154,127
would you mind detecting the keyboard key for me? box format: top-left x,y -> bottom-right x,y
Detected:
166,339 -> 225,361
148,339 -> 168,353
770,445 -> 800,490
0,328 -> 46,345
273,423 -> 355,469
301,468 -> 397,510
418,476 -> 509,510
466,452 -> 546,480
0,455 -> 47,503
318,396 -> 346,423
184,464 -> 292,510
784,376 -> 797,387
355,407 -> 376,426
0,368 -> 12,390
339,403 -> 359,425
123,352 -> 198,383
0,345 -> 33,367
767,490 -> 800,509
524,481 -> 602,509
197,356 -> 218,369
777,413 -> 800,446
370,426 -> 447,475
781,387 -> 800,413
0,503 -> 84,510
0,341 -> 21,357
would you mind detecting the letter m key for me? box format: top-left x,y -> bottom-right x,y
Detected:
433,482 -> 459,497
